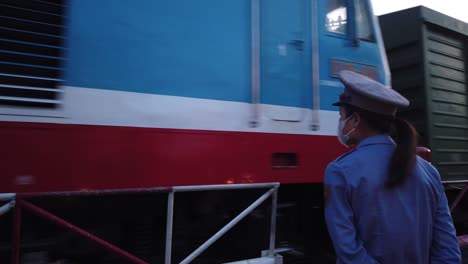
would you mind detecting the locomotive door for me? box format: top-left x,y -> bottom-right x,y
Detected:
260,0 -> 310,121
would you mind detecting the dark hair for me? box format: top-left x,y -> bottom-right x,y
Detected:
344,104 -> 417,188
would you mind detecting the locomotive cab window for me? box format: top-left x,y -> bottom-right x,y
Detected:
326,0 -> 347,34
326,0 -> 375,42
356,0 -> 375,41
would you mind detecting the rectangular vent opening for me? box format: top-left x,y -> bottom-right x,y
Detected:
272,153 -> 298,169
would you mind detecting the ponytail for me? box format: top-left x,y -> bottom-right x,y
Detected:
386,118 -> 417,188
343,105 -> 418,188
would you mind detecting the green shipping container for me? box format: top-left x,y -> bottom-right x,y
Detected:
379,6 -> 468,181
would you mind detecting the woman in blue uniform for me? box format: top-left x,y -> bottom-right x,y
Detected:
325,70 -> 461,263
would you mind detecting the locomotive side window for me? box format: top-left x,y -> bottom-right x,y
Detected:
326,0 -> 375,42
326,0 -> 347,34
356,0 -> 375,41
0,0 -> 66,108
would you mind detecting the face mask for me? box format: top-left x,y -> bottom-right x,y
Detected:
337,115 -> 356,147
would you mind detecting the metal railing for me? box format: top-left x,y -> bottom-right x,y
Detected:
166,183 -> 279,264
4,182 -> 280,264
442,180 -> 468,213
0,193 -> 15,217
9,187 -> 171,264
442,180 -> 468,248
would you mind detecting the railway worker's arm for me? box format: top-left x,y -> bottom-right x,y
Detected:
324,162 -> 379,264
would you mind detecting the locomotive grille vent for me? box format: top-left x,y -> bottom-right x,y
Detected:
0,0 -> 66,108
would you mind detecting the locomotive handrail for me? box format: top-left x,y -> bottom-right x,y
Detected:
310,0 -> 320,131
249,0 -> 261,127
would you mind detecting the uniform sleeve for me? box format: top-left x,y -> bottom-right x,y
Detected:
430,171 -> 461,264
324,162 -> 379,264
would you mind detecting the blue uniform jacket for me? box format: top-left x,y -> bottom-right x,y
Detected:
324,135 -> 461,264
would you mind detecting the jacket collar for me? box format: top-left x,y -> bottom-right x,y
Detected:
356,134 -> 395,149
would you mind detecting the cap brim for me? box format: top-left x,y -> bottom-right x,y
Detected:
332,101 -> 343,106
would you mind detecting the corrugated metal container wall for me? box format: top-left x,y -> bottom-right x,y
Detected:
379,6 -> 468,181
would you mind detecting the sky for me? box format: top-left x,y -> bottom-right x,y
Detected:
371,0 -> 468,23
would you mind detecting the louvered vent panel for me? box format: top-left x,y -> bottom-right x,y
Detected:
0,0 -> 66,108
